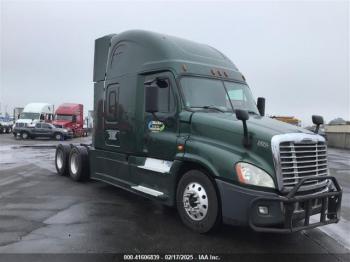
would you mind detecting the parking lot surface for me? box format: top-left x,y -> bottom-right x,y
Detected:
0,133 -> 349,259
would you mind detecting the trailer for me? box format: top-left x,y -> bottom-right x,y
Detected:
54,30 -> 342,233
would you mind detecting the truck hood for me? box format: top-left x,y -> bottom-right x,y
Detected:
16,119 -> 38,125
188,112 -> 317,180
16,119 -> 34,123
190,112 -> 313,141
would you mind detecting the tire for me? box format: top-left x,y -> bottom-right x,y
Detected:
68,146 -> 90,182
176,170 -> 221,233
21,131 -> 30,139
55,144 -> 72,176
6,127 -> 11,133
54,133 -> 63,141
2,127 -> 6,134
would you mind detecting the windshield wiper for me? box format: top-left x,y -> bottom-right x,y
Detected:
190,105 -> 227,113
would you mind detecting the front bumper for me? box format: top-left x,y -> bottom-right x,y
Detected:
216,176 -> 342,233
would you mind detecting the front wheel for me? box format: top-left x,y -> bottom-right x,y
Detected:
54,133 -> 63,141
21,132 -> 30,139
176,170 -> 221,233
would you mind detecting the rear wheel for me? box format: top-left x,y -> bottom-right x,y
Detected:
55,144 -> 72,176
176,170 -> 221,233
6,127 -> 12,133
21,131 -> 30,139
68,146 -> 90,182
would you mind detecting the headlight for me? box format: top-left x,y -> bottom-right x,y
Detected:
235,162 -> 275,188
62,129 -> 68,132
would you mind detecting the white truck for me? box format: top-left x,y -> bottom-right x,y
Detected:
14,103 -> 54,131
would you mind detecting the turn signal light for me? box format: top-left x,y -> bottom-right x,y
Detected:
177,144 -> 184,151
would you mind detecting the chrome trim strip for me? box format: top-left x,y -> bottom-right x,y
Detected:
131,185 -> 164,197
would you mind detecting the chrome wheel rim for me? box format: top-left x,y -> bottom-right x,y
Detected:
56,134 -> 61,140
70,153 -> 78,175
56,150 -> 63,170
183,182 -> 208,221
22,133 -> 28,139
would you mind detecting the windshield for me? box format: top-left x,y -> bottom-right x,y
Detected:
55,114 -> 73,121
180,77 -> 259,114
19,112 -> 40,120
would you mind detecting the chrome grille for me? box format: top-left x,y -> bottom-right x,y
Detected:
279,141 -> 328,189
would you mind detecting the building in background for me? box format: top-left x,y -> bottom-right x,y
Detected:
325,124 -> 350,149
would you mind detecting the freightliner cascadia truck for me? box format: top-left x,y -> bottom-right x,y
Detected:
52,103 -> 87,137
55,30 -> 342,233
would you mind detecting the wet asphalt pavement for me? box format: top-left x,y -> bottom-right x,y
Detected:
0,133 -> 349,260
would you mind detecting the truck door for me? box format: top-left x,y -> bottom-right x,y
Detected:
143,72 -> 179,160
41,123 -> 52,137
131,72 -> 179,196
33,123 -> 43,136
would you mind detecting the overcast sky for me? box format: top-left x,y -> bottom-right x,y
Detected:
0,0 -> 349,125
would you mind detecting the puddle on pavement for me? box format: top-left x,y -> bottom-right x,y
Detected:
0,145 -> 56,171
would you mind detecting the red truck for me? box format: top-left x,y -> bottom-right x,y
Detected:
52,103 -> 88,137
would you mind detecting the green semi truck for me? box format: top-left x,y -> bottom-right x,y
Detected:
55,30 -> 342,233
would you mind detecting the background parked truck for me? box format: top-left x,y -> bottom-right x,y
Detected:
14,102 -> 54,128
0,114 -> 14,134
52,103 -> 87,137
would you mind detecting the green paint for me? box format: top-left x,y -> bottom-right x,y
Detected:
89,30 -> 313,206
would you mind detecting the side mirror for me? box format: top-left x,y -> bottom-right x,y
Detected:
235,109 -> 250,148
257,97 -> 265,116
236,109 -> 249,121
312,115 -> 324,134
156,77 -> 169,88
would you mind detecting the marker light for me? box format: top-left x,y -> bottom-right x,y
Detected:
235,162 -> 275,188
